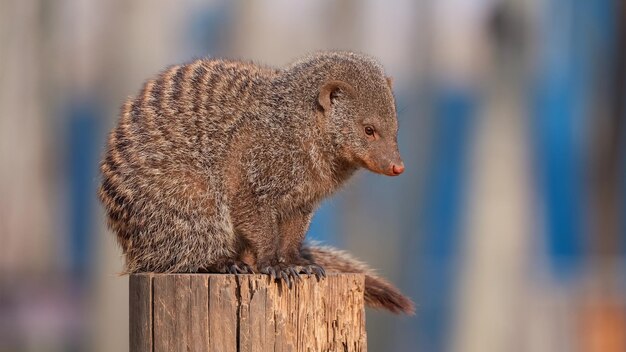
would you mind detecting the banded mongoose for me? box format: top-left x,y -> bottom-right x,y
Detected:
99,51 -> 414,314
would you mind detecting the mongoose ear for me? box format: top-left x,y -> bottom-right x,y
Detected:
385,76 -> 393,88
318,80 -> 356,112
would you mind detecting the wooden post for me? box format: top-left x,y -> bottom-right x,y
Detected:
130,273 -> 367,352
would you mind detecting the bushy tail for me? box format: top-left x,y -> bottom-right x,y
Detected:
300,243 -> 415,315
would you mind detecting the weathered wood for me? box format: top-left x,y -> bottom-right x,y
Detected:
209,275 -> 238,351
130,273 -> 153,352
130,273 -> 367,352
190,276 -> 210,351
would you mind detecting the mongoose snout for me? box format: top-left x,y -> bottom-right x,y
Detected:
355,134 -> 404,176
391,162 -> 405,176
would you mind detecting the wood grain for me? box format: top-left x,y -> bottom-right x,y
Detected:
129,273 -> 153,352
129,273 -> 366,352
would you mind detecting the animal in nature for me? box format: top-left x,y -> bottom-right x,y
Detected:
98,51 -> 414,314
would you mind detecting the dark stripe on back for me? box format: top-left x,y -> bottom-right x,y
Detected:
132,85 -> 153,146
179,63 -> 198,115
203,66 -> 224,114
191,63 -> 208,114
151,74 -> 174,142
171,65 -> 185,113
101,176 -> 127,211
236,75 -> 252,97
150,77 -> 164,115
104,152 -> 119,172
115,126 -> 130,152
131,86 -> 146,122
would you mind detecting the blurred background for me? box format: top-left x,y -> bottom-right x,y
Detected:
1,0 -> 625,351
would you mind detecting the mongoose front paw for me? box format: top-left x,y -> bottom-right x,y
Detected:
289,257 -> 327,281
217,261 -> 255,275
260,264 -> 299,289
260,263 -> 326,289
296,264 -> 326,281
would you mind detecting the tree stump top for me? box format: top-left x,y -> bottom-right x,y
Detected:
130,273 -> 367,352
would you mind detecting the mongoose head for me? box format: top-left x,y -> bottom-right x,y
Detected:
314,53 -> 404,176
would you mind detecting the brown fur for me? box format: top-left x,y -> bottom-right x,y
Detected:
98,51 -> 413,314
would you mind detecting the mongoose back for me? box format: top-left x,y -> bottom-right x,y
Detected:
99,51 -> 414,314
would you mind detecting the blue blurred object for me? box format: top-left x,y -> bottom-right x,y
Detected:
185,2 -> 233,59
66,96 -> 103,283
308,200 -> 342,246
622,88 -> 626,261
530,0 -> 617,280
398,86 -> 477,352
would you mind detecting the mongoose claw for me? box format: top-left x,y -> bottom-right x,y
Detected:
221,261 -> 255,275
299,265 -> 313,275
295,264 -> 326,281
288,267 -> 302,282
261,265 -> 305,288
280,271 -> 292,289
310,265 -> 326,281
260,266 -> 278,280
229,264 -> 247,274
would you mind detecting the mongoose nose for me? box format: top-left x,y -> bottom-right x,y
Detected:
391,163 -> 405,175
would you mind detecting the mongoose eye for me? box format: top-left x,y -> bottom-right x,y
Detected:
364,126 -> 375,136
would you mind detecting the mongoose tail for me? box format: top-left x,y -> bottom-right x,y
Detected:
301,244 -> 415,315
